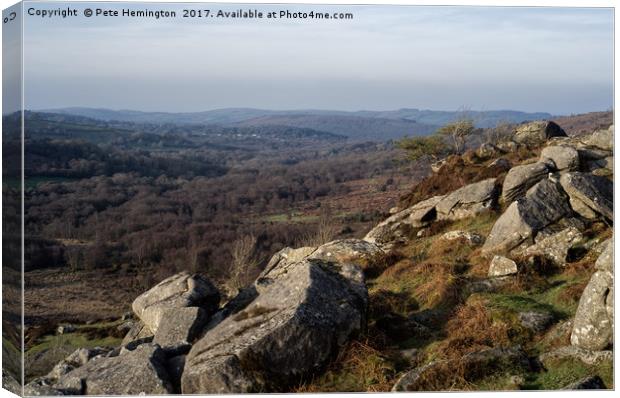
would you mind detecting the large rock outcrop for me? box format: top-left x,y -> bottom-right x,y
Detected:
501,161 -> 553,203
181,257 -> 368,393
153,307 -> 210,354
363,195 -> 444,246
53,344 -> 173,395
513,121 -> 567,147
582,125 -> 614,151
559,172 -> 613,221
571,239 -> 613,351
132,271 -> 220,334
540,145 -> 580,172
308,239 -> 383,263
520,227 -> 583,267
261,239 -> 382,277
46,347 -> 113,381
482,178 -> 573,255
435,178 -> 498,221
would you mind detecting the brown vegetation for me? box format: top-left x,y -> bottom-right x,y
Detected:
553,111 -> 613,136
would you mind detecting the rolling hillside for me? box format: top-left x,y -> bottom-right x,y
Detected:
41,107 -> 559,142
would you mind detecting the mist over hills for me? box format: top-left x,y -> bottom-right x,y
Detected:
40,107 -> 554,141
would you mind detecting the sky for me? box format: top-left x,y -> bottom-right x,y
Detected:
11,2 -> 615,114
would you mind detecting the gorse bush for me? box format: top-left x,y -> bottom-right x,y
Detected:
396,134 -> 449,162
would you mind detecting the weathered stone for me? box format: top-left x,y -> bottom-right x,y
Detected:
132,271 -> 220,334
501,161 -> 552,203
477,143 -> 502,159
540,145 -> 579,171
520,227 -> 583,267
391,361 -> 438,392
513,121 -> 567,147
308,239 -> 383,263
482,178 -> 573,255
182,258 -> 367,394
259,246 -> 317,279
496,140 -> 520,153
583,125 -> 613,151
153,307 -> 210,353
488,157 -> 511,170
53,343 -> 173,395
488,255 -> 518,277
568,198 -> 598,219
482,203 -> 532,255
121,320 -> 154,347
592,166 -> 613,177
571,270 -> 613,351
562,375 -> 607,390
595,238 -> 613,272
440,230 -> 485,246
577,147 -> 612,163
436,178 -> 497,221
596,240 -> 614,335
535,217 -> 588,246
518,311 -> 555,333
46,347 -> 113,381
559,172 -> 613,221
539,345 -> 612,366
363,195 -> 444,246
24,379 -> 65,396
392,346 -> 530,391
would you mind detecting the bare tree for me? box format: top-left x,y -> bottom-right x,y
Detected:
227,234 -> 258,294
436,117 -> 475,155
298,206 -> 339,247
188,234 -> 201,273
65,246 -> 83,271
484,120 -> 514,145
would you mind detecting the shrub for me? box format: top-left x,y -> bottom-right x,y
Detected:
396,134 -> 450,162
436,118 -> 475,155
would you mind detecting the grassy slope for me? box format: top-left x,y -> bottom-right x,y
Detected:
296,146 -> 613,392
24,320 -> 124,382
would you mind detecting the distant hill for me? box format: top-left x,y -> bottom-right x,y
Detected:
351,108 -> 555,128
9,111 -> 347,149
234,114 -> 437,141
41,107 -> 557,142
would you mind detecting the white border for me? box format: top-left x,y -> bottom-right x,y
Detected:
0,2 -> 617,398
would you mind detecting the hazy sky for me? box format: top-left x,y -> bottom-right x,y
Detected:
18,2 -> 614,114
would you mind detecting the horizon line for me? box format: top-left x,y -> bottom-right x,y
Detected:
29,105 -> 589,116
